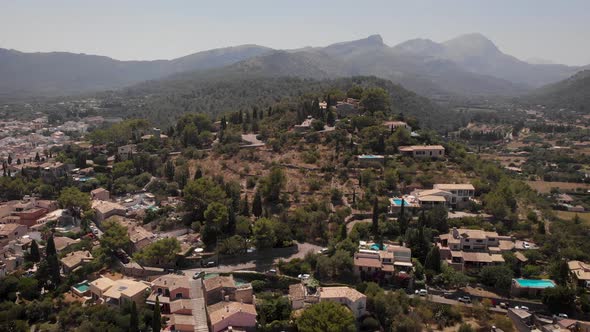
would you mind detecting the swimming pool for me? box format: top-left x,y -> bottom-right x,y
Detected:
72,281 -> 90,294
370,244 -> 387,250
514,278 -> 555,288
391,199 -> 409,206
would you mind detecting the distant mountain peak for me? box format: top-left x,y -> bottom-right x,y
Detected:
325,34 -> 385,50
443,33 -> 500,55
366,34 -> 384,44
391,38 -> 444,56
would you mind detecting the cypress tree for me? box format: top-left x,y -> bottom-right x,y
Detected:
425,245 -> 441,273
339,223 -> 347,241
252,191 -> 262,218
29,240 -> 40,262
46,234 -> 57,256
195,167 -> 203,180
45,234 -> 61,287
152,296 -> 161,332
130,301 -> 139,332
227,205 -> 236,235
371,197 -> 379,239
326,109 -> 336,127
240,194 -> 250,217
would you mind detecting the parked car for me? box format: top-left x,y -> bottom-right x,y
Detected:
298,274 -> 311,280
266,269 -> 277,276
318,248 -> 329,255
515,305 -> 529,311
415,289 -> 428,296
115,249 -> 130,264
458,296 -> 472,303
557,313 -> 568,319
205,261 -> 216,268
193,271 -> 205,279
499,302 -> 508,309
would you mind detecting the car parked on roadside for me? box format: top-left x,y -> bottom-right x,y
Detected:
458,296 -> 471,303
415,289 -> 428,296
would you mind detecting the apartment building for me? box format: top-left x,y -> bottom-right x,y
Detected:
353,245 -> 413,281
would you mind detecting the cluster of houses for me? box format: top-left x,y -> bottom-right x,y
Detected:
508,307 -> 590,332
0,114 -> 112,167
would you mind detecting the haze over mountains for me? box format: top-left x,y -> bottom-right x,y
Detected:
0,33 -> 586,100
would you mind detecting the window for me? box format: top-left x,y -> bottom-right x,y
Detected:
175,293 -> 183,299
464,239 -> 470,242
476,239 -> 483,243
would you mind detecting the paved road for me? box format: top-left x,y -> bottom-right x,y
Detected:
182,242 -> 322,275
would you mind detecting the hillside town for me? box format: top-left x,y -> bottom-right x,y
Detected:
0,81 -> 589,332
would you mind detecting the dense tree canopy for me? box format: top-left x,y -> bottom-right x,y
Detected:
296,301 -> 356,332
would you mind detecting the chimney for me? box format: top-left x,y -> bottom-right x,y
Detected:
226,305 -> 229,312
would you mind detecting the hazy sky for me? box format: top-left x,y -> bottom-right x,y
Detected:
1,0 -> 589,65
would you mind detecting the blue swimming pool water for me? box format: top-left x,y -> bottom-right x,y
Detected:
515,278 -> 555,288
73,282 -> 90,292
370,244 -> 387,250
392,199 -> 408,206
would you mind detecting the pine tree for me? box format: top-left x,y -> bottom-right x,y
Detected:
130,301 -> 139,332
252,191 -> 263,217
152,296 -> 162,332
35,152 -> 40,162
7,155 -> 12,165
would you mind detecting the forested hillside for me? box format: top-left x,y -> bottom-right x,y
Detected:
526,70 -> 590,112
97,76 -> 457,130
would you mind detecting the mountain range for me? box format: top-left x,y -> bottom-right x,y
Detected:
0,33 -> 586,99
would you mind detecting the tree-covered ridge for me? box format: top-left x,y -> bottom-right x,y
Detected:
525,69 -> 590,113
94,76 -> 457,130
